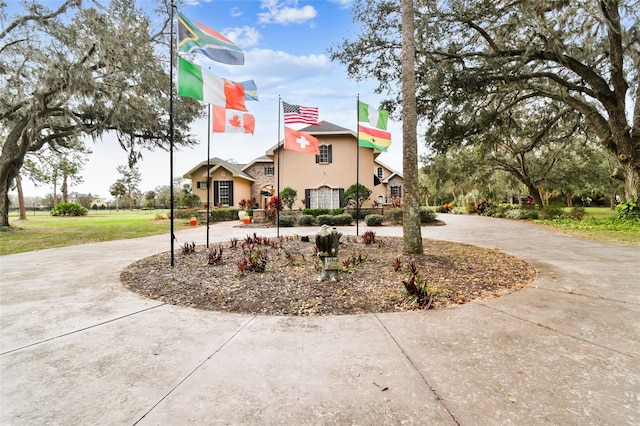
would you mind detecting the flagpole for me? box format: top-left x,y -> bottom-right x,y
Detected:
206,104 -> 211,248
169,0 -> 176,267
356,94 -> 360,236
276,95 -> 281,238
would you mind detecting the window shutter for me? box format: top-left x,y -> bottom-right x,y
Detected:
399,186 -> 402,197
229,181 -> 234,206
305,189 -> 311,208
315,154 -> 319,163
213,181 -> 219,205
328,145 -> 333,163
338,188 -> 345,208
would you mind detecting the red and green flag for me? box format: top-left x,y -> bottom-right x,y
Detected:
358,125 -> 391,151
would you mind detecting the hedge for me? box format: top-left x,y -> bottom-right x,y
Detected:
364,214 -> 384,226
297,215 -> 315,226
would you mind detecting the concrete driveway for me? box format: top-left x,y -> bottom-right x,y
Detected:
1,214 -> 638,425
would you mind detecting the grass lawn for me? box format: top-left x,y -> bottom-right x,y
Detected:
537,207 -> 640,245
0,210 -> 194,256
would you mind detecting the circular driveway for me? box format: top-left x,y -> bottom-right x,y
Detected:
1,215 -> 638,425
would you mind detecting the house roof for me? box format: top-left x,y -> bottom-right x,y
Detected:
299,121 -> 356,136
264,121 -> 357,156
241,156 -> 274,173
182,157 -> 255,182
375,159 -> 403,179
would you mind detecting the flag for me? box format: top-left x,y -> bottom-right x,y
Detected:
178,13 -> 244,65
358,124 -> 392,151
178,57 -> 247,111
212,106 -> 255,134
358,101 -> 389,130
282,101 -> 320,125
284,126 -> 320,154
240,80 -> 258,101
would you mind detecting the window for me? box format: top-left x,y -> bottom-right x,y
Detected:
390,185 -> 402,198
264,166 -> 274,176
377,167 -> 383,179
196,181 -> 208,189
315,144 -> 332,164
306,186 -> 344,209
218,181 -> 230,205
214,181 -> 234,206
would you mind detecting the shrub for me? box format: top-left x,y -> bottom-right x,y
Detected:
525,209 -> 539,220
569,206 -> 586,220
331,208 -> 345,215
209,208 -> 240,222
174,208 -> 199,219
332,213 -> 353,226
364,214 -> 384,226
465,201 -> 477,214
451,206 -> 466,215
302,208 -> 330,217
507,209 -> 539,220
361,230 -> 376,244
179,193 -> 201,208
266,196 -> 283,220
297,215 -> 315,226
347,207 -> 381,220
420,207 -> 437,224
279,187 -> 297,210
616,201 -> 640,220
50,203 -> 88,216
541,204 -> 566,219
316,214 -> 334,226
385,208 -> 403,224
278,215 -> 296,227
506,209 -> 525,220
484,203 -> 517,218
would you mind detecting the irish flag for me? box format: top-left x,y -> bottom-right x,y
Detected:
178,57 -> 247,111
358,125 -> 391,151
212,106 -> 255,134
358,101 -> 389,130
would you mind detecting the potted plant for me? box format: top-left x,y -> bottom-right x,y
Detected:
244,202 -> 253,224
238,199 -> 248,220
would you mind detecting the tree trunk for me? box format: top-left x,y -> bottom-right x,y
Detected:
62,174 -> 68,203
622,163 -> 640,204
0,116 -> 30,228
16,174 -> 27,220
401,0 -> 422,254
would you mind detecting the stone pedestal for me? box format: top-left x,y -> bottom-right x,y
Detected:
315,225 -> 342,282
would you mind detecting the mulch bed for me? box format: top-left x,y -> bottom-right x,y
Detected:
121,233 -> 536,316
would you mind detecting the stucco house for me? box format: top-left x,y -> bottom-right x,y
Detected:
183,121 -> 403,210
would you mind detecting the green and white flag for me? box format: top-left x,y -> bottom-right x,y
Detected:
177,57 -> 247,111
358,100 -> 389,130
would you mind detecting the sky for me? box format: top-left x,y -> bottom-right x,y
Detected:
9,0 -> 423,200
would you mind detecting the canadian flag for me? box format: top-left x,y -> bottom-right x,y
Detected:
284,126 -> 320,154
212,105 -> 255,134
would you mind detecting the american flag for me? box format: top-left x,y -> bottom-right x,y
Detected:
282,101 -> 320,125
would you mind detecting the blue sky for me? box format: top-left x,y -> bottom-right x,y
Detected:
10,0 -> 419,199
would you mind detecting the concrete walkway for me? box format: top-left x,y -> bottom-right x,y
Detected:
1,215 -> 638,425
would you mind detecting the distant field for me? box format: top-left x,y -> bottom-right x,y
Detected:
539,207 -> 639,245
580,206 -> 617,219
0,210 -> 193,256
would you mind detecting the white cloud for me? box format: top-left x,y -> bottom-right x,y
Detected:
230,7 -> 243,17
258,0 -> 317,25
219,48 -> 331,87
328,0 -> 354,9
225,26 -> 261,48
